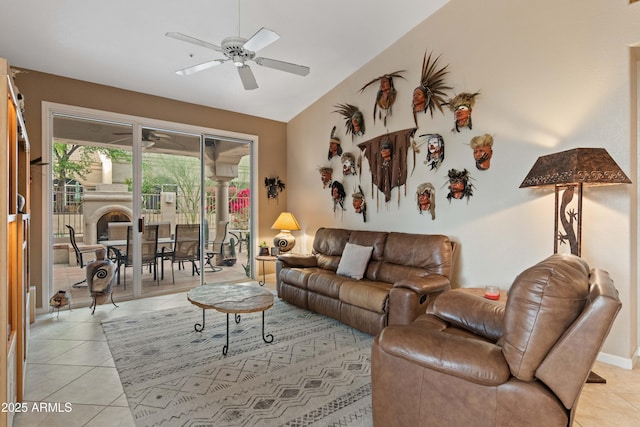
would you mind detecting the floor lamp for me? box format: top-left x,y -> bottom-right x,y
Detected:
520,147 -> 631,383
520,147 -> 631,257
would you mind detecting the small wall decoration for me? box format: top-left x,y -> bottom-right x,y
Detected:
357,128 -> 416,206
446,169 -> 474,202
359,70 -> 406,125
333,103 -> 365,138
330,181 -> 346,212
264,177 -> 286,200
341,152 -> 358,176
412,52 -> 452,126
318,166 -> 333,189
352,185 -> 367,222
417,133 -> 445,170
416,182 -> 436,220
444,92 -> 480,132
469,134 -> 494,170
328,126 -> 343,161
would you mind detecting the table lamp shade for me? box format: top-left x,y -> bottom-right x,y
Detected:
271,212 -> 301,252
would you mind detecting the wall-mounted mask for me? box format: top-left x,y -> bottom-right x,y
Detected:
446,169 -> 474,202
352,186 -> 367,222
359,71 -> 406,126
330,181 -> 346,212
419,133 -> 445,170
412,52 -> 452,126
328,126 -> 343,161
469,134 -> 494,170
319,166 -> 333,188
445,92 -> 480,132
264,177 -> 286,200
333,103 -> 365,138
341,152 -> 357,176
416,182 -> 436,220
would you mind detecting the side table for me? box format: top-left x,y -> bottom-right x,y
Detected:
255,255 -> 277,286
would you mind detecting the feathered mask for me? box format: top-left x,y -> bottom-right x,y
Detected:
412,52 -> 452,126
444,92 -> 480,132
333,103 -> 365,138
359,70 -> 406,126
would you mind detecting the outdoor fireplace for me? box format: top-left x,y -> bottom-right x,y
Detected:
82,184 -> 132,244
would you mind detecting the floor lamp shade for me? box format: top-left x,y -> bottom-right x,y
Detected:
520,148 -> 631,256
271,212 -> 301,252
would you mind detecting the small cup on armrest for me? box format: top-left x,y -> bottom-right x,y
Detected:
484,285 -> 501,300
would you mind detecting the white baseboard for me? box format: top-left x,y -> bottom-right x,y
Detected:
596,348 -> 639,370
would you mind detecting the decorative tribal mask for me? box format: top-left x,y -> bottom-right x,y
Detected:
444,92 -> 480,132
359,70 -> 406,126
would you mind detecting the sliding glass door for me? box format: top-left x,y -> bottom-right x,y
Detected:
48,107 -> 253,306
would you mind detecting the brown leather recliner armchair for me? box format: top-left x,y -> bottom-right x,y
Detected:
371,254 -> 622,427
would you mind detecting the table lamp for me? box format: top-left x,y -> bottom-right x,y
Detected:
271,212 -> 301,252
520,147 -> 631,256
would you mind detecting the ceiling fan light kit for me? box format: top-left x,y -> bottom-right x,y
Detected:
166,27 -> 309,90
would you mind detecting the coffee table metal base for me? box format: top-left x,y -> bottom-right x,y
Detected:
194,309 -> 274,355
187,282 -> 275,356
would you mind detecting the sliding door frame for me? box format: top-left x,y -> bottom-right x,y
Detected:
41,102 -> 258,305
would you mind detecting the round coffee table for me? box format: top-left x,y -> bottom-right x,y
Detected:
187,282 -> 274,355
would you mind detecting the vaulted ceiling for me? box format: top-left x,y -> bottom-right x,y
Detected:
1,0 -> 448,122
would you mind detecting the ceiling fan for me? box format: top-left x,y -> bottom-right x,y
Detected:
110,129 -> 172,147
166,27 -> 310,90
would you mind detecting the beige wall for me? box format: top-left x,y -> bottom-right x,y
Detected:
287,0 -> 640,365
16,69 -> 287,307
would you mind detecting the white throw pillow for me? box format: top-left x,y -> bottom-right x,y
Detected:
336,242 -> 374,280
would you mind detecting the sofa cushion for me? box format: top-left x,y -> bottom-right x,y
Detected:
348,230 -> 387,280
501,254 -> 589,381
313,228 -> 351,271
307,272 -> 352,298
378,233 -> 453,283
336,242 -> 374,280
340,280 -> 392,313
279,267 -> 323,290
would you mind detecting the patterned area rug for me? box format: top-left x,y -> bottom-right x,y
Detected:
102,296 -> 374,426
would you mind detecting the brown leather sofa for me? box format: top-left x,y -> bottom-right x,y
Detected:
371,253 -> 622,427
276,227 -> 457,335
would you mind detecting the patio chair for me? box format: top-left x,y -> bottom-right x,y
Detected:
66,224 -> 99,288
162,223 -> 200,284
111,224 -> 160,289
205,221 -> 229,272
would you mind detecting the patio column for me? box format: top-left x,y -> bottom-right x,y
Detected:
214,178 -> 231,225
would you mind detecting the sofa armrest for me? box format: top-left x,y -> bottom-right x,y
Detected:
394,274 -> 451,294
375,326 -> 510,386
429,291 -> 505,342
276,253 -> 317,268
388,275 -> 451,326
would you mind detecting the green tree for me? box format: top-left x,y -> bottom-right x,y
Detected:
52,142 -> 130,212
158,154 -> 202,224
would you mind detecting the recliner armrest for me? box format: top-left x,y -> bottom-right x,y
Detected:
276,253 -> 317,268
429,290 -> 505,342
393,274 -> 450,294
375,325 -> 511,386
388,275 -> 451,326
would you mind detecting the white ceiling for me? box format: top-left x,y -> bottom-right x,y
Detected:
0,0 -> 448,123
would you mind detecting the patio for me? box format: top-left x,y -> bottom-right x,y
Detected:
51,250 -> 259,310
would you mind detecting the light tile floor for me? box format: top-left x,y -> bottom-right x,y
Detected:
13,279 -> 640,427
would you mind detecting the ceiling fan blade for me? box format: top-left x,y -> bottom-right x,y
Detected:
165,32 -> 222,51
108,136 -> 131,144
254,57 -> 310,76
237,65 -> 258,90
176,59 -> 226,76
243,27 -> 279,52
